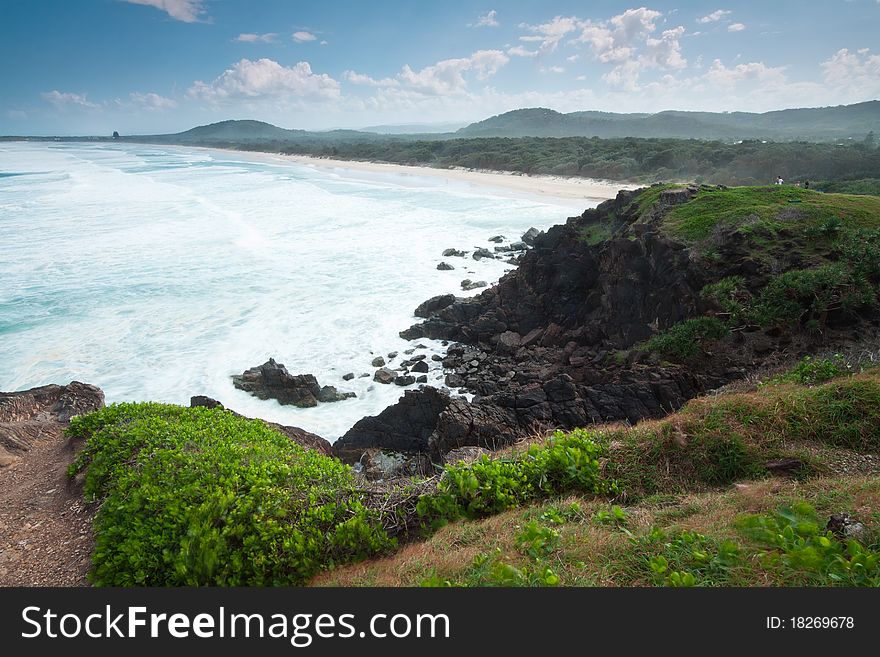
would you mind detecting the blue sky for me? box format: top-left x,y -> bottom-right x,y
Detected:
2,0 -> 879,135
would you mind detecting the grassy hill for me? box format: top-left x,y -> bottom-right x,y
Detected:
457,102 -> 880,141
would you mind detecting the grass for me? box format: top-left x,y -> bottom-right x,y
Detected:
312,367 -> 880,587
313,477 -> 880,587
658,186 -> 880,243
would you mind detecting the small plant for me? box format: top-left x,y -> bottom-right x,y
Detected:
765,354 -> 850,386
593,505 -> 628,526
641,317 -> 729,359
515,521 -> 561,558
737,503 -> 880,586
701,276 -> 751,326
416,429 -> 617,524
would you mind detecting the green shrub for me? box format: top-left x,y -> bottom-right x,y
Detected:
642,317 -> 729,359
737,503 -> 880,586
67,403 -> 392,586
701,276 -> 751,325
766,355 -> 849,386
754,264 -> 875,327
416,429 -> 616,524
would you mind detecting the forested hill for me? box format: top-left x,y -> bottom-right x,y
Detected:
456,102 -> 880,141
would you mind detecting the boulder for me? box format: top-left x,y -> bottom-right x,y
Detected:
373,368 -> 397,384
411,360 -> 429,373
437,262 -> 455,271
371,356 -> 386,367
342,372 -> 355,381
461,279 -> 488,291
442,248 -> 467,258
231,359 -> 353,407
472,247 -> 494,260
521,227 -> 543,245
395,375 -> 416,386
415,294 -> 456,318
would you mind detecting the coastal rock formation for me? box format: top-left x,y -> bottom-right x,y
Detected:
232,358 -> 355,407
0,382 -> 104,468
189,395 -> 332,455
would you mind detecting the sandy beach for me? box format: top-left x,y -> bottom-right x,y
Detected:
282,154 -> 639,202
194,147 -> 638,204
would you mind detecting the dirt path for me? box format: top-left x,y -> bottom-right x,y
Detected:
0,383 -> 103,586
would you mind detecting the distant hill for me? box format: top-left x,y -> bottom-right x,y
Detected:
457,102 -> 880,141
165,119 -> 308,142
359,121 -> 468,135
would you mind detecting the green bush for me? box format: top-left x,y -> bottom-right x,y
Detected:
642,317 -> 729,359
67,403 -> 392,586
766,355 -> 849,386
737,503 -> 880,586
416,429 -> 616,524
754,264 -> 875,327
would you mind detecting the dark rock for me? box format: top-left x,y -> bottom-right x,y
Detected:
461,279 -> 488,291
232,359 -> 349,407
472,247 -> 494,260
335,387 -> 452,455
488,235 -> 505,243
445,373 -> 465,388
521,227 -> 543,245
373,368 -> 397,384
509,241 -> 528,251
415,294 -> 456,318
442,248 -> 467,258
411,360 -> 429,373
342,372 -> 355,381
388,351 -> 398,359
190,395 -> 223,409
317,385 -> 356,403
371,356 -> 386,367
416,375 -> 428,383
437,262 -> 455,271
395,375 -> 416,386
827,513 -> 868,542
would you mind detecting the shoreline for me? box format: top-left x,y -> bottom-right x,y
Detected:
190,146 -> 638,204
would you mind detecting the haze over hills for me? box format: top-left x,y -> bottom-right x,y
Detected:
456,102 -> 880,140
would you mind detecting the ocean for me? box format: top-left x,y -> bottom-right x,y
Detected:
0,141 -> 600,440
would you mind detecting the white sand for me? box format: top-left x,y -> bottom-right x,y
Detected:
196,147 -> 638,204
282,154 -> 638,202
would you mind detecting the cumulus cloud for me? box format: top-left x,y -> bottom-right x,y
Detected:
703,59 -> 787,86
728,23 -> 746,32
697,9 -> 731,24
41,90 -> 99,109
821,47 -> 880,94
507,45 -> 539,58
343,70 -> 399,87
470,10 -> 499,28
397,50 -> 509,95
129,91 -> 178,110
235,33 -> 277,43
518,16 -> 579,52
292,31 -> 317,43
188,58 -> 340,103
121,0 -> 204,23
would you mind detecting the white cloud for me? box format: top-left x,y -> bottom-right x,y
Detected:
235,33 -> 277,43
821,47 -> 880,94
703,59 -> 786,86
188,58 -> 340,103
541,65 -> 565,74
129,92 -> 178,110
507,45 -> 539,58
397,50 -> 509,95
697,9 -> 731,24
728,23 -> 746,32
343,71 -> 399,87
518,16 -> 579,52
41,90 -> 99,109
470,10 -> 499,28
293,31 -> 317,43
121,0 -> 204,23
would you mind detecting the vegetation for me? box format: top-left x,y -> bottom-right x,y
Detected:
315,367 -> 880,587
67,403 -> 392,586
641,317 -> 729,359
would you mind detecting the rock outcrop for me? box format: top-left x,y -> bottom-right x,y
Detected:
1,382 -> 104,468
232,358 -> 355,407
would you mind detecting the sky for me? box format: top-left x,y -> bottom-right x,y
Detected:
1,0 -> 879,135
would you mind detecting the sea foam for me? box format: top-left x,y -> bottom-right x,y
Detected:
0,142 -> 600,440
